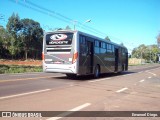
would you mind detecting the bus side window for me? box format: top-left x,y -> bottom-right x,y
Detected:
80,35 -> 86,45
100,42 -> 106,53
83,36 -> 86,45
122,48 -> 126,56
95,40 -> 99,53
80,36 -> 82,44
95,40 -> 99,47
111,45 -> 113,54
112,45 -> 115,53
80,35 -> 87,55
107,44 -> 114,55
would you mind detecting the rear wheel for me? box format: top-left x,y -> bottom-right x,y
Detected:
94,65 -> 100,78
66,74 -> 77,78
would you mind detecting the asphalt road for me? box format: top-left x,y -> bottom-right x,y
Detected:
0,64 -> 160,120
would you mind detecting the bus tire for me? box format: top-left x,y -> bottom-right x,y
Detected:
94,65 -> 100,78
66,74 -> 76,78
122,64 -> 124,71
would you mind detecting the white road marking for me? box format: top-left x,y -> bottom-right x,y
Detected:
139,79 -> 145,83
126,74 -> 132,76
148,77 -> 152,79
122,74 -> 132,76
0,89 -> 51,100
122,75 -> 127,77
88,78 -> 111,83
116,87 -> 128,93
69,84 -> 75,87
145,71 -> 156,76
46,103 -> 91,120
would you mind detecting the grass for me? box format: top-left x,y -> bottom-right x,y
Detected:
129,64 -> 146,66
129,62 -> 159,66
0,64 -> 42,74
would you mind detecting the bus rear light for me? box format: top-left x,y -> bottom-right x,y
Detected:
72,52 -> 78,64
42,52 -> 44,60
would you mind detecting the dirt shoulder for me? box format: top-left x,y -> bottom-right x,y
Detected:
0,59 -> 42,66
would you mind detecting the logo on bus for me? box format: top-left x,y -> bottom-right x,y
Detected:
50,34 -> 67,41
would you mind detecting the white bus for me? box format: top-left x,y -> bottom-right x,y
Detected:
42,30 -> 128,78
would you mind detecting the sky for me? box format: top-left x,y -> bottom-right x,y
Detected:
0,0 -> 160,53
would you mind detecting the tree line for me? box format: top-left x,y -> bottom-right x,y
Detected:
131,44 -> 159,63
131,33 -> 160,63
0,13 -> 43,60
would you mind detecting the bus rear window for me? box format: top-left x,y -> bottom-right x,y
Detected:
46,33 -> 73,45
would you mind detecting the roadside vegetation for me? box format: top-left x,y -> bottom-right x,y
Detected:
130,44 -> 159,63
0,13 -> 43,60
0,65 -> 42,74
0,59 -> 42,74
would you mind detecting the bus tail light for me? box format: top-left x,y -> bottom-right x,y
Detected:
42,52 -> 44,60
72,52 -> 78,64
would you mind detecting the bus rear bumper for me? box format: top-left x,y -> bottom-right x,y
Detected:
43,64 -> 77,74
45,68 -> 74,73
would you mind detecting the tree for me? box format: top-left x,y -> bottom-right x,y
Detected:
0,26 -> 11,58
105,36 -> 111,41
65,25 -> 71,30
120,43 -> 124,46
54,28 -> 63,31
0,26 -> 6,58
6,13 -> 22,59
132,44 -> 146,59
6,13 -> 43,60
157,33 -> 160,50
6,13 -> 22,39
19,18 -> 43,60
132,44 -> 159,62
150,45 -> 159,62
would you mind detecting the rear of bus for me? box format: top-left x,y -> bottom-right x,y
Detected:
42,30 -> 79,75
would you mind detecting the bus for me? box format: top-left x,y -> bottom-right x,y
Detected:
42,30 -> 128,78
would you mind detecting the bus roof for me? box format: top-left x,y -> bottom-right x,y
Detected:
45,30 -> 128,50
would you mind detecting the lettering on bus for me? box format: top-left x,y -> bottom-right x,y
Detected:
49,40 -> 69,45
46,33 -> 73,45
50,34 -> 67,41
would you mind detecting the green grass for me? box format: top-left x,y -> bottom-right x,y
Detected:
0,65 -> 42,74
129,64 -> 146,66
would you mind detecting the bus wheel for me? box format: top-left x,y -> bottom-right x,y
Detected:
66,74 -> 76,78
94,65 -> 100,78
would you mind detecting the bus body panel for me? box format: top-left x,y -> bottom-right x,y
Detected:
43,31 -> 78,74
43,30 -> 128,76
43,62 -> 77,73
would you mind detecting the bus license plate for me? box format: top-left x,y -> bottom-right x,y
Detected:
45,59 -> 52,62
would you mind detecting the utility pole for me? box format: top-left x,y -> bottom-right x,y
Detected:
73,20 -> 77,30
73,19 -> 91,30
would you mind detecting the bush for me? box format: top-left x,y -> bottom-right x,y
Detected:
0,65 -> 42,74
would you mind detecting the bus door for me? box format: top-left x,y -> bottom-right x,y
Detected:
115,48 -> 119,72
86,41 -> 94,73
125,52 -> 128,70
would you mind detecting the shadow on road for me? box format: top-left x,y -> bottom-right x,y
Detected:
52,71 -> 135,81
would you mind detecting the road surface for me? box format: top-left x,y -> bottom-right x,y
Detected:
0,64 -> 160,120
